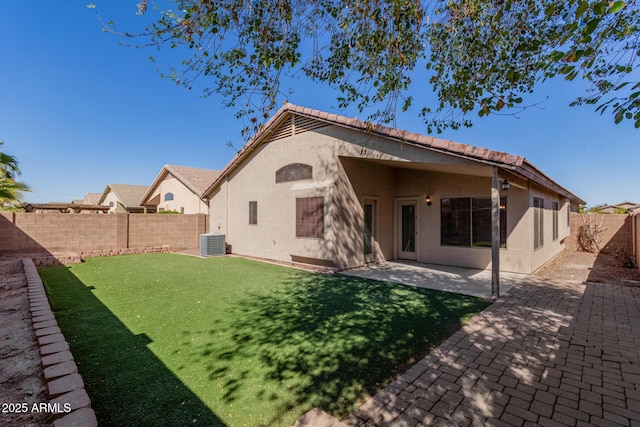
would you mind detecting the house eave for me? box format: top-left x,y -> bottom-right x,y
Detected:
203,103 -> 585,206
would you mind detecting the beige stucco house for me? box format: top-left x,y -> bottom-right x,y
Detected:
82,192 -> 101,206
599,201 -> 638,214
140,165 -> 220,214
98,184 -> 149,214
69,192 -> 105,214
204,104 -> 585,275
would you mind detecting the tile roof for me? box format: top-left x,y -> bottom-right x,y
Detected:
140,165 -> 220,205
99,184 -> 149,208
82,192 -> 101,206
165,165 -> 220,197
607,201 -> 639,208
203,103 -> 585,204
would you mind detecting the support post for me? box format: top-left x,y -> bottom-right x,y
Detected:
491,167 -> 500,299
115,214 -> 129,250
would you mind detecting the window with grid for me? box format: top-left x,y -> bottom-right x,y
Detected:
296,197 -> 324,238
441,197 -> 506,248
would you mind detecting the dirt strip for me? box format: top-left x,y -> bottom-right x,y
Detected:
0,257 -> 50,427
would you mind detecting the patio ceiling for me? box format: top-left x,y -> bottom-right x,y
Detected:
341,156 -> 495,178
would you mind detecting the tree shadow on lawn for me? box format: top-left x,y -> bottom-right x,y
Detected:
39,265 -> 227,427
189,270 -> 490,426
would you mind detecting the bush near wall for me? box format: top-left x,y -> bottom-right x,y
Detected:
568,213 -> 633,253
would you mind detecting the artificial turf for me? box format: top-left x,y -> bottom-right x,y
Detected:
39,253 -> 490,427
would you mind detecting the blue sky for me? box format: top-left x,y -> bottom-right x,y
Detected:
1,1 -> 638,207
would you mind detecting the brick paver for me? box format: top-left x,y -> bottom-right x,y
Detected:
344,278 -> 640,426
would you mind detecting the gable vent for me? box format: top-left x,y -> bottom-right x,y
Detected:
265,116 -> 294,143
294,115 -> 329,134
263,114 -> 330,144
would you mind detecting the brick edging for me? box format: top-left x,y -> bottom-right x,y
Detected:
30,245 -> 174,267
21,258 -> 98,427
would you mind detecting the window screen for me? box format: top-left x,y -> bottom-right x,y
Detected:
296,197 -> 324,238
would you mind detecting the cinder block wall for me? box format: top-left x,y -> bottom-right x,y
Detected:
635,214 -> 640,268
568,213 -> 632,253
129,214 -> 207,249
0,212 -> 208,255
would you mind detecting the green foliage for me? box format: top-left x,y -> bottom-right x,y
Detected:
0,141 -> 30,205
0,203 -> 26,212
428,0 -> 640,131
40,254 -> 488,426
96,0 -> 639,134
588,204 -> 607,213
584,204 -> 630,214
157,209 -> 182,214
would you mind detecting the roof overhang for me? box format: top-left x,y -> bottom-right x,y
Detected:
203,103 -> 586,205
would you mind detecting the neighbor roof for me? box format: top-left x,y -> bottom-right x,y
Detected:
203,103 -> 586,205
140,165 -> 220,205
98,184 -> 149,208
82,192 -> 101,206
605,201 -> 639,209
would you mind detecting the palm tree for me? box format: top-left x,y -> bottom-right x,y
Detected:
0,141 -> 30,207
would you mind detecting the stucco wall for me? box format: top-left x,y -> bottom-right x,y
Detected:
208,122 -> 576,274
102,191 -> 124,213
528,183 -> 571,273
209,123 -> 494,269
334,157 -> 395,268
211,132 -> 335,266
389,169 -> 533,273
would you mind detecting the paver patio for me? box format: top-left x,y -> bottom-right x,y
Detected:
340,277 -> 640,426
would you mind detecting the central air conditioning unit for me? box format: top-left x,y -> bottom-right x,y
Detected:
200,233 -> 226,257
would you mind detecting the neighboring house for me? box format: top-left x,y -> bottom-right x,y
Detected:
82,192 -> 101,206
98,184 -> 149,214
139,165 -> 219,214
599,201 -> 638,214
204,103 -> 586,274
69,192 -> 104,214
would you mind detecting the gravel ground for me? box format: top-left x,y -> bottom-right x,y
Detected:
0,258 -> 50,427
534,249 -> 640,285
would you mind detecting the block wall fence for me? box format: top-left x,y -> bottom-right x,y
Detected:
0,212 -> 209,257
635,214 -> 640,268
567,212 -> 633,253
1,211 -> 638,268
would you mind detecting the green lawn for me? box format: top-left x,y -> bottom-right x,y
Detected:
40,254 -> 490,427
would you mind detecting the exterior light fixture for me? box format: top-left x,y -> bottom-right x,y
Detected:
502,179 -> 510,191
425,195 -> 432,206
